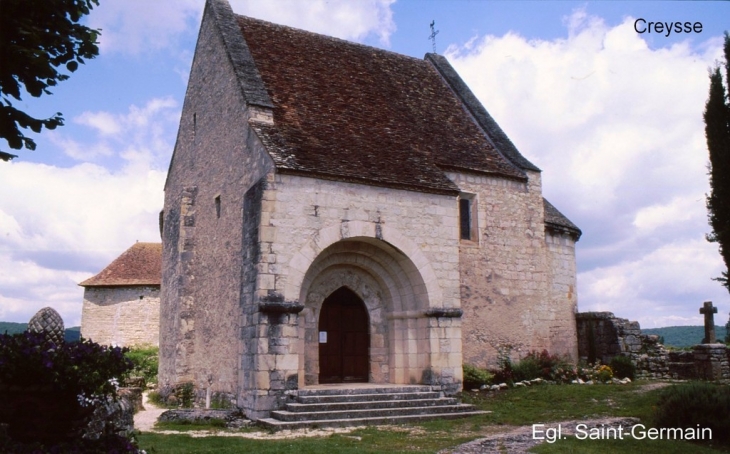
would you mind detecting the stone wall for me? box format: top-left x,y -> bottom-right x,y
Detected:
159,0 -> 274,406
576,312 -> 642,364
576,311 -> 730,380
693,344 -> 730,380
262,174 -> 465,408
450,171 -> 578,367
80,286 -> 160,347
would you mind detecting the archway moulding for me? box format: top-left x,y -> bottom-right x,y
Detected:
285,220 -> 444,308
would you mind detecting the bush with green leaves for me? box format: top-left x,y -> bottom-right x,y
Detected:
0,331 -> 140,452
653,382 -> 730,445
610,355 -> 636,380
509,350 -> 575,383
0,331 -> 132,403
463,364 -> 493,389
124,345 -> 158,386
511,355 -> 542,382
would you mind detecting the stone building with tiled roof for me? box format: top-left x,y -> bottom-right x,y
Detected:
160,0 -> 581,419
79,242 -> 162,347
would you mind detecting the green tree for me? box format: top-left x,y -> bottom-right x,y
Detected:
705,32 -> 730,292
0,0 -> 100,161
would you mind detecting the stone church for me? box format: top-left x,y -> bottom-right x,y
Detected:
159,0 -> 581,419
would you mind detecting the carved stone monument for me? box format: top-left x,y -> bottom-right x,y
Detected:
27,307 -> 65,344
699,301 -> 718,344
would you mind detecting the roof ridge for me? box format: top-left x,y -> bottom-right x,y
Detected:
210,0 -> 273,108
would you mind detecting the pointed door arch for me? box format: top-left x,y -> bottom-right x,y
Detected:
318,287 -> 369,383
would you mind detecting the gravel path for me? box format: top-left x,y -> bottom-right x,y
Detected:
133,392 -> 168,432
440,417 -> 641,454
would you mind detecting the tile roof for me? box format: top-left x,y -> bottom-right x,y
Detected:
79,242 -> 162,287
235,15 -> 527,195
543,198 -> 582,240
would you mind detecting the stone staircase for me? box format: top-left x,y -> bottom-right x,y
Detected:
258,385 -> 487,430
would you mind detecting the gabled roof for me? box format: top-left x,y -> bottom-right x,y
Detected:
79,242 -> 162,287
208,0 -> 537,195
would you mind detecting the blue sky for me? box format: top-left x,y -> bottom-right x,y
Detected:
1,0 -> 729,329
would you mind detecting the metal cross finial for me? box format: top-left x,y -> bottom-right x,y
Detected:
429,20 -> 439,54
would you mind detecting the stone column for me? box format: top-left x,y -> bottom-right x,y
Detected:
248,301 -> 303,419
176,186 -> 197,383
425,308 -> 463,395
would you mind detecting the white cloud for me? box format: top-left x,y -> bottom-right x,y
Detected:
633,196 -> 705,233
231,0 -> 396,45
89,0 -> 202,55
63,97 -> 179,167
445,10 -> 728,327
87,0 -> 396,57
0,97 -> 176,325
578,239 -> 726,328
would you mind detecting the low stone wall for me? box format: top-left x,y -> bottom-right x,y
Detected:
575,312 -> 643,364
576,311 -> 730,381
667,351 -> 695,379
158,408 -> 250,428
693,344 -> 730,380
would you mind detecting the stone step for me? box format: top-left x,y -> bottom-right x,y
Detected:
271,403 -> 479,422
258,410 -> 489,431
296,385 -> 433,397
286,397 -> 458,412
297,391 -> 443,404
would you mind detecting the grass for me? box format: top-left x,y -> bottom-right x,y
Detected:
154,418 -> 229,432
139,426 -> 476,453
136,382 -> 730,454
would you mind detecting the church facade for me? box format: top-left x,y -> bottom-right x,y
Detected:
160,0 -> 581,419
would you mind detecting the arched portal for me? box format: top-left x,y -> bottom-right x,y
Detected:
298,236 -> 436,387
318,287 -> 369,383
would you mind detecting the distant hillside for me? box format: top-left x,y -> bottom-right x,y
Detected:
0,321 -> 26,335
0,322 -> 81,343
642,325 -> 728,348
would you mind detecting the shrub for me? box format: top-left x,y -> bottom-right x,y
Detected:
124,345 -> 158,386
463,364 -> 493,389
653,382 -> 730,445
511,355 -> 542,382
0,433 -> 142,453
595,364 -> 613,382
0,331 -> 140,451
610,355 -> 636,380
177,382 -> 196,408
155,382 -> 197,408
0,331 -> 133,403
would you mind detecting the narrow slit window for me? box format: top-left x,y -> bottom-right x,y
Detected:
459,198 -> 471,240
215,195 -> 221,219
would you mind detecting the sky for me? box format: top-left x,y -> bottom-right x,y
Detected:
1,0 -> 729,330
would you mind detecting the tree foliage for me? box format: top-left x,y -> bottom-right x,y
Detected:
0,0 -> 100,161
705,32 -> 730,292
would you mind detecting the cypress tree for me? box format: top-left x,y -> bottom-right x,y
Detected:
705,32 -> 730,292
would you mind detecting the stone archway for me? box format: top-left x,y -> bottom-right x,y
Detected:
298,237 -> 433,386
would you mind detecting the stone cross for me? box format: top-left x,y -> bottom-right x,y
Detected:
699,301 -> 718,344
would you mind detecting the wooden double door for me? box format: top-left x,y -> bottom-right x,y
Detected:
318,287 -> 370,383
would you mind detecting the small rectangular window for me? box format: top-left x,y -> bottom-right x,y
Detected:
215,195 -> 221,219
459,198 -> 471,240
